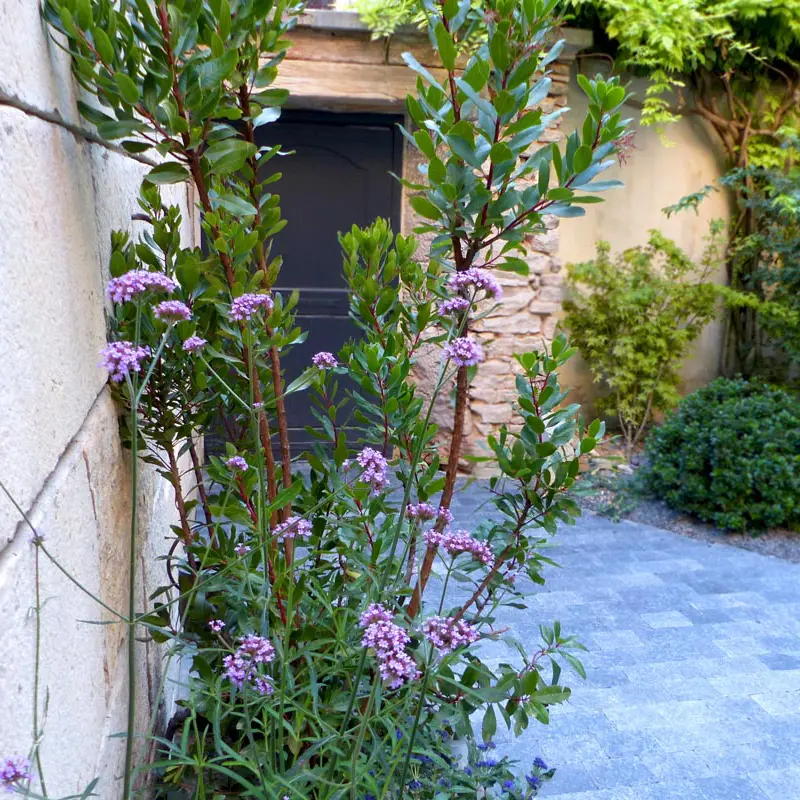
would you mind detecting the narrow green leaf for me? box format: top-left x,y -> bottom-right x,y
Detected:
114,73 -> 140,105
145,162 -> 191,185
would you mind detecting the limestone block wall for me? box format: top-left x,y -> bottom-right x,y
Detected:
0,4 -> 193,796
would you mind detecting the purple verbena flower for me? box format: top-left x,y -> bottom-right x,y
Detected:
235,543 -> 251,556
0,757 -> 30,791
438,297 -> 471,316
423,616 -> 479,654
312,351 -> 338,369
225,455 -> 248,472
443,337 -> 483,367
229,293 -> 274,321
254,676 -> 274,695
99,341 -> 150,383
106,269 -> 177,303
533,757 -> 548,771
209,619 -> 226,633
437,507 -> 454,527
475,759 -> 499,768
448,267 -> 502,300
356,447 -> 388,494
476,741 -> 497,751
153,299 -> 192,322
274,515 -> 312,541
360,613 -> 418,689
223,634 -> 276,691
182,335 -> 207,353
359,603 -> 393,628
526,774 -> 542,789
406,502 -> 436,521
424,529 -> 494,567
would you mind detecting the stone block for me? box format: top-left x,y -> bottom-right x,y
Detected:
541,272 -> 566,286
538,285 -> 564,302
472,402 -> 515,425
529,301 -> 562,315
480,309 -> 543,333
528,229 -> 560,255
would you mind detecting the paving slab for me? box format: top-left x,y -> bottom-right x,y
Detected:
443,487 -> 800,799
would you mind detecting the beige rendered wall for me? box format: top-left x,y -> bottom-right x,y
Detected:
0,3 -> 193,796
557,62 -> 732,416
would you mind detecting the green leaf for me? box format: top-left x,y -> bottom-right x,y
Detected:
481,705 -> 497,742
114,73 -> 140,105
490,142 -> 514,164
573,144 -> 593,174
253,107 -> 281,127
434,21 -> 457,71
213,194 -> 258,217
409,195 -> 442,220
547,187 -> 574,201
606,85 -> 626,109
489,33 -> 510,71
204,139 -> 256,175
93,28 -> 114,65
144,162 -> 190,185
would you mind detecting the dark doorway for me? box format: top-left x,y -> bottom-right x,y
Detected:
256,110 -> 403,452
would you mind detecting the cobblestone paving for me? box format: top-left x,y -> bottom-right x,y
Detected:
446,487 -> 800,800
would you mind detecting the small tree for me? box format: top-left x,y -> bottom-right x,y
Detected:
563,227 -> 722,453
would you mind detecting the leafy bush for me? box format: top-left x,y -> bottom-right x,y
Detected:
0,0 -> 633,797
563,228 -> 721,452
645,377 -> 800,531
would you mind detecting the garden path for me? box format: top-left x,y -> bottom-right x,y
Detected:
446,484 -> 800,800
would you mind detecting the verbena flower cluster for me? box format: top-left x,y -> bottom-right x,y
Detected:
209,619 -> 226,633
312,351 -> 338,369
425,529 -> 495,566
229,292 -> 274,321
356,447 -> 389,493
422,615 -> 479,654
100,341 -> 151,383
106,269 -> 177,303
438,296 -> 471,316
443,336 -> 484,367
182,335 -> 207,353
0,756 -> 30,791
359,604 -> 418,689
448,267 -> 502,300
406,502 -> 436,521
275,515 -> 312,541
223,634 -> 276,695
225,455 -> 248,472
153,300 -> 192,322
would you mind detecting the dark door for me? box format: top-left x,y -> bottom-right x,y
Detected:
256,110 -> 403,452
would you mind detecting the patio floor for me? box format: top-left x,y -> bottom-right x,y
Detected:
447,487 -> 800,800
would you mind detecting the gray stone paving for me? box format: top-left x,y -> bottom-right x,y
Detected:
446,488 -> 800,800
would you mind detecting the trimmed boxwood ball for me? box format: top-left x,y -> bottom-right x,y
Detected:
645,378 -> 800,532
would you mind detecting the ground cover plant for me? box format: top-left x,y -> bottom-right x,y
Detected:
1,0 -> 631,796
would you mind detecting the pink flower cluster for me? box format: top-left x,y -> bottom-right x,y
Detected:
275,515 -> 312,541
182,335 -> 207,353
438,297 -> 471,317
356,447 -> 388,494
424,529 -> 494,567
437,508 -> 454,527
225,455 -> 248,472
0,757 -> 30,791
406,502 -> 436,521
229,292 -> 274,321
443,337 -> 483,367
154,300 -> 192,322
312,351 -> 338,369
359,604 -> 418,689
223,634 -> 276,694
209,619 -> 226,633
448,267 -> 502,300
106,269 -> 177,303
100,341 -> 151,383
422,616 -> 479,654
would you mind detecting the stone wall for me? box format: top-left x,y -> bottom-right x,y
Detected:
0,3 -> 193,795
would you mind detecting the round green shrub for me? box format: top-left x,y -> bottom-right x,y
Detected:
645,377 -> 800,531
